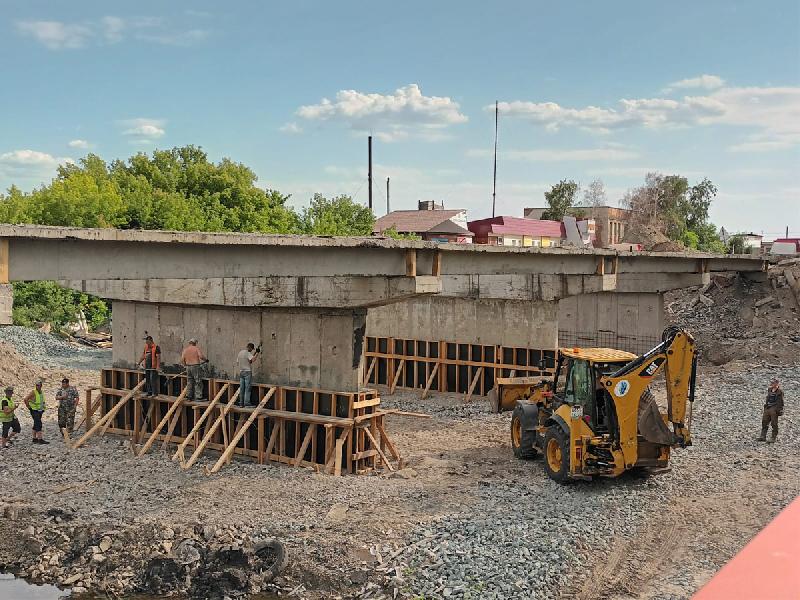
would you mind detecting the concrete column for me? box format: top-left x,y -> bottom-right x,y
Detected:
366,296 -> 559,348
112,302 -> 366,392
0,284 -> 12,325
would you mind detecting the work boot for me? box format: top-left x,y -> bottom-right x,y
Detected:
768,436 -> 777,444
39,439 -> 50,444
756,435 -> 766,441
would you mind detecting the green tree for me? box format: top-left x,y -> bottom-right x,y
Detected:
11,281 -> 110,330
727,233 -> 746,254
380,226 -> 421,240
542,179 -> 580,221
301,194 -> 374,235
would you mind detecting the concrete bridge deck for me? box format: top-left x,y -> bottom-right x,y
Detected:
0,225 -> 767,391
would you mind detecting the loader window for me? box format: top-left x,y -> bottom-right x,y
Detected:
565,359 -> 592,410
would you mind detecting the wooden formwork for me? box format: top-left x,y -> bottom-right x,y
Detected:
363,336 -> 557,400
95,368 -> 399,476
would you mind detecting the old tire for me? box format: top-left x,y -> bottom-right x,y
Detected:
511,405 -> 538,459
543,426 -> 570,483
254,538 -> 288,582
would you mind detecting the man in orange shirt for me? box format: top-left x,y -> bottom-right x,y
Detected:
180,338 -> 207,402
138,335 -> 161,397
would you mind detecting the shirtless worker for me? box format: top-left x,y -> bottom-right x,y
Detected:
757,378 -> 785,443
180,338 -> 207,402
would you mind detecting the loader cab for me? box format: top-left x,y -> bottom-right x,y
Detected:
553,348 -> 638,433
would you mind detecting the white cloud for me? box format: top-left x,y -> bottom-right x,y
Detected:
0,150 -> 74,184
296,84 -> 467,142
15,16 -> 206,49
496,84 -> 800,151
467,147 -> 639,162
662,74 -> 725,93
16,20 -> 92,49
279,122 -> 303,134
68,139 -> 90,149
119,118 -> 166,142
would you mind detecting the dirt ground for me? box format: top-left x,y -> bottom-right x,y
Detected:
0,339 -> 798,599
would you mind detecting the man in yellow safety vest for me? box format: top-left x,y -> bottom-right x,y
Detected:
24,378 -> 49,445
1,386 -> 21,449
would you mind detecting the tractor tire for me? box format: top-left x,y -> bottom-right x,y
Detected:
543,426 -> 570,483
253,538 -> 288,582
511,405 -> 538,459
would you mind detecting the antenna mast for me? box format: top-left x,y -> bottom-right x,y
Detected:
492,100 -> 498,218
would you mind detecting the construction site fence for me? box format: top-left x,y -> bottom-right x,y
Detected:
96,368 -> 386,475
363,336 -> 557,397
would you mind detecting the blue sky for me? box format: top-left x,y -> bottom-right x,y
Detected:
1,1 -> 798,237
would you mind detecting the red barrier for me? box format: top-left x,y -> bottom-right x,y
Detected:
693,496 -> 800,599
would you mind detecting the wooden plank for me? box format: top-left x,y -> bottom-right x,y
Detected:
463,367 -> 483,403
209,388 -> 276,473
334,438 -> 344,476
132,397 -> 142,447
72,380 -> 145,448
257,417 -> 265,464
353,397 -> 381,410
263,419 -> 280,464
183,389 -> 240,469
363,356 -> 377,386
363,426 -> 394,471
324,425 -> 334,473
172,383 -> 229,462
292,423 -> 316,468
352,448 -> 378,461
376,420 -> 401,461
421,362 -> 439,399
138,387 -> 188,456
325,427 -> 351,473
74,393 -> 102,433
389,359 -> 405,395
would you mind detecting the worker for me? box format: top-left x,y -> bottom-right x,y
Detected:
180,338 -> 207,402
236,342 -> 260,407
757,379 -> 784,443
138,335 -> 162,397
23,378 -> 49,445
1,386 -> 21,449
56,378 -> 79,436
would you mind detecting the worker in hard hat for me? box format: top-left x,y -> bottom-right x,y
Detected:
1,386 -> 21,449
23,378 -> 49,445
138,335 -> 162,397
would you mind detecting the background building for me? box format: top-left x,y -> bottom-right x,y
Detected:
524,205 -> 630,248
467,216 -> 565,247
373,201 -> 473,243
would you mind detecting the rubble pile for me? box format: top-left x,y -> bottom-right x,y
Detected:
0,505 -> 287,599
666,258 -> 800,365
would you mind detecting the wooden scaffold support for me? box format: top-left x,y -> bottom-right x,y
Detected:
181,388 -> 240,469
136,387 -> 188,457
208,388 -> 275,473
172,383 -> 230,464
72,381 -> 145,449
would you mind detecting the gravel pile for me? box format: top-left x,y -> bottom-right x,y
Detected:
381,364 -> 800,599
0,326 -> 110,371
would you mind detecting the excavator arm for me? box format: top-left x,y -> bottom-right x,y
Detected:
600,326 -> 697,467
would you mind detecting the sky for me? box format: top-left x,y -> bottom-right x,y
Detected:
1,1 -> 799,238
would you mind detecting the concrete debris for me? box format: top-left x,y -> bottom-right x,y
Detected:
697,293 -> 715,307
754,296 -> 775,308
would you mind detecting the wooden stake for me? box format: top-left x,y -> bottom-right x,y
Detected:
376,420 -> 401,461
463,367 -> 482,403
325,427 -> 351,474
421,362 -> 439,399
363,356 -> 377,386
172,383 -> 229,462
363,426 -> 394,471
183,389 -> 240,469
72,381 -> 145,448
389,360 -> 405,395
263,418 -> 280,464
209,388 -> 275,473
292,423 -> 316,468
137,387 -> 188,457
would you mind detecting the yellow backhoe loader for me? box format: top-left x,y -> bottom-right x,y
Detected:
504,326 -> 697,483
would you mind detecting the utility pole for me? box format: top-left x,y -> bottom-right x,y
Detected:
386,177 -> 390,215
492,100 -> 498,218
368,135 -> 373,211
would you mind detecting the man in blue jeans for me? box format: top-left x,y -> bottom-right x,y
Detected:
236,342 -> 260,407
